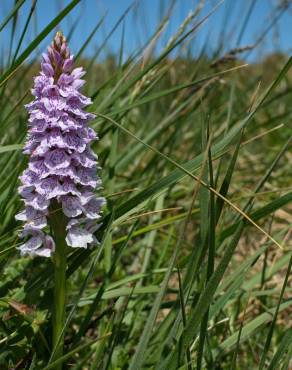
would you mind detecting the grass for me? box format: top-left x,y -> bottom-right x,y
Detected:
0,0 -> 291,369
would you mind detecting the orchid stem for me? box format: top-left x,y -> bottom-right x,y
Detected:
50,206 -> 67,370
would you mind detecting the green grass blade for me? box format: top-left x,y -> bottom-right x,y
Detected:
0,0 -> 25,34
0,0 -> 81,87
0,144 -> 22,154
267,329 -> 292,370
259,253 -> 292,369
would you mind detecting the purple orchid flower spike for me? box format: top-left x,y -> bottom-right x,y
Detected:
16,31 -> 105,257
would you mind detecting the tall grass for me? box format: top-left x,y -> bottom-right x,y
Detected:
0,1 -> 291,369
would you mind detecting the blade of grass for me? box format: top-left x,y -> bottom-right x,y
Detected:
267,329 -> 292,370
75,13 -> 106,61
163,221 -> 246,369
0,0 -> 81,87
96,112 -> 284,250
11,0 -> 38,64
259,253 -> 292,369
43,334 -> 112,370
0,0 -> 25,34
0,144 -> 22,154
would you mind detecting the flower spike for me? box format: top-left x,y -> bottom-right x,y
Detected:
16,32 -> 105,257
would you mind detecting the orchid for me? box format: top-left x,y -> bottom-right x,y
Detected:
16,31 -> 105,257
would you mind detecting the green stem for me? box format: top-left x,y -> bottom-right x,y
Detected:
50,205 -> 67,370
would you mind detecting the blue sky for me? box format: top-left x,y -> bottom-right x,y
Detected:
0,0 -> 291,63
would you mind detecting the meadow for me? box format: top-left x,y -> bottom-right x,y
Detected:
0,1 -> 291,369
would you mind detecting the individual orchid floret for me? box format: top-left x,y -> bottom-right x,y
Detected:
16,31 -> 105,257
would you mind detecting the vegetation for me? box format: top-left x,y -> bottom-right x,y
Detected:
0,1 -> 291,369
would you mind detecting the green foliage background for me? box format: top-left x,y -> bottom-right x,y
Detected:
0,1 -> 291,369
